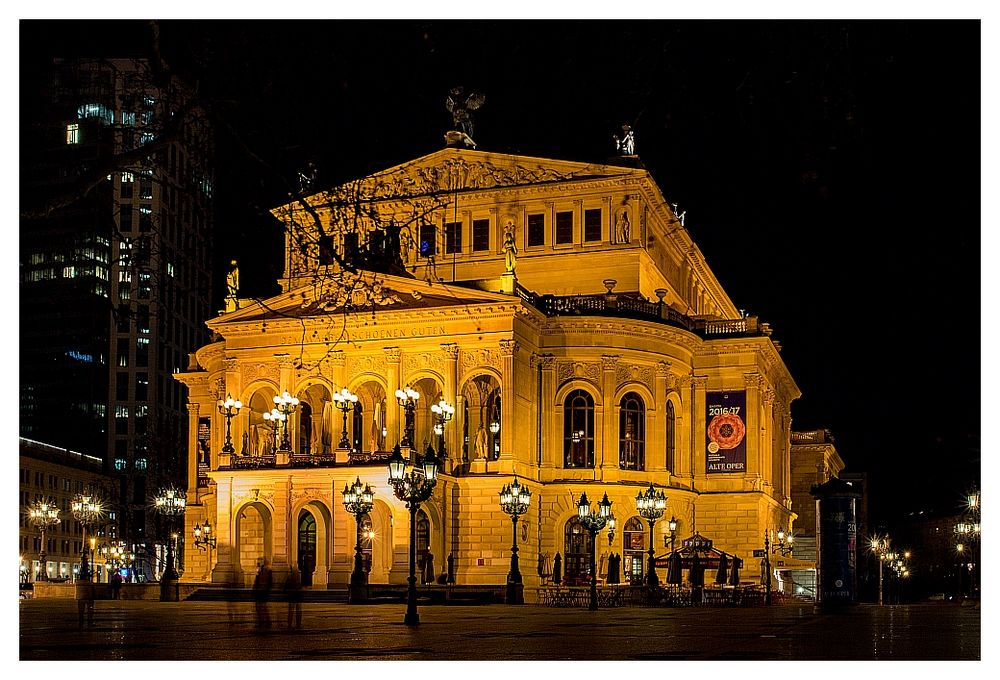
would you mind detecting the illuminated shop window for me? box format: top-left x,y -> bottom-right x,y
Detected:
63,266 -> 76,278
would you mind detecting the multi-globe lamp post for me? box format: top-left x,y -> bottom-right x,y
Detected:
636,484 -> 667,587
870,535 -> 895,606
395,385 -> 420,450
332,387 -> 360,450
342,476 -> 375,603
154,487 -> 186,581
387,444 -> 438,625
71,493 -> 103,581
217,393 -> 242,454
576,491 -> 614,611
498,477 -> 531,605
273,391 -> 300,451
28,499 -> 60,582
430,398 -> 455,458
262,408 -> 285,452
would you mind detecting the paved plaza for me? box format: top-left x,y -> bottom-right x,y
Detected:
18,598 -> 980,661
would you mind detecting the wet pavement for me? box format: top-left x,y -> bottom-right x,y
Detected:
19,598 -> 980,661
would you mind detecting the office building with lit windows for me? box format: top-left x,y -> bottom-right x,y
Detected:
20,58 -> 214,559
176,140 -> 820,593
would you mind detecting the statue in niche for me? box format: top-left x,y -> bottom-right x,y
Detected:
616,210 -> 631,244
502,222 -> 517,273
241,431 -> 249,456
321,399 -> 334,453
474,423 -> 489,460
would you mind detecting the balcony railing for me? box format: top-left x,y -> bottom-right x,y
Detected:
519,286 -> 770,340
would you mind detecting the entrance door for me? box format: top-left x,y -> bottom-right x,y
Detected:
297,511 -> 317,587
623,517 -> 646,584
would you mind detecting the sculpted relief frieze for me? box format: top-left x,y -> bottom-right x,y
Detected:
615,363 -> 655,392
242,361 -> 280,384
347,354 -> 388,382
460,348 -> 500,375
556,361 -> 601,385
401,351 -> 447,378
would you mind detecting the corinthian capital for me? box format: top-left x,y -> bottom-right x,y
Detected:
384,346 -> 401,363
498,339 -> 519,357
601,354 -> 620,371
440,343 -> 460,360
744,372 -> 764,390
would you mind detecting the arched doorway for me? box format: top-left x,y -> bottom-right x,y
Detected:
564,517 -> 593,585
623,516 -> 646,584
297,510 -> 317,587
415,508 -> 432,583
235,502 -> 272,586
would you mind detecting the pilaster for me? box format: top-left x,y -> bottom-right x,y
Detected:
441,343 -> 459,467
223,357 -> 242,460
600,354 -> 619,479
537,353 -> 556,470
691,375 -> 709,483
186,403 -> 200,495
385,347 -> 401,446
497,339 -> 517,472
650,361 -> 671,473
211,475 -> 235,584
744,372 -> 764,487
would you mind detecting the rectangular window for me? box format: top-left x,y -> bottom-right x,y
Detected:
472,219 -> 490,252
555,211 -> 574,245
139,176 -> 153,200
136,372 -> 148,401
418,223 -> 436,258
116,372 -> 129,400
138,206 -> 152,233
444,222 -> 462,254
584,208 -> 602,242
66,124 -> 79,145
117,339 -> 129,367
120,206 -> 133,232
120,177 -> 133,199
527,214 -> 545,247
136,337 -> 149,367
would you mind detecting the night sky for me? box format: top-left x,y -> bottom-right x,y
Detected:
20,20 -> 981,525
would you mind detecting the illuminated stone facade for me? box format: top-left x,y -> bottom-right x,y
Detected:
176,148 -> 801,588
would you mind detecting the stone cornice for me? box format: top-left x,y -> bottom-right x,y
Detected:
541,317 -> 701,354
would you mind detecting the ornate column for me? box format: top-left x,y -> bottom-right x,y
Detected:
385,347 -> 401,446
650,361 -> 671,473
276,354 -> 295,464
761,388 -> 775,492
211,475 -> 235,584
600,355 -> 619,477
744,372 -> 764,488
497,340 -> 518,472
441,343 -> 459,464
691,375 -> 709,481
330,351 -> 346,455
537,354 -> 556,470
186,402 -> 200,494
780,401 -> 793,507
224,358 -> 242,459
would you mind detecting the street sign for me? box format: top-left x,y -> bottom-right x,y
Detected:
752,549 -> 766,558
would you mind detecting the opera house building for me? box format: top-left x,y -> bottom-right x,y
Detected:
176,144 -> 805,592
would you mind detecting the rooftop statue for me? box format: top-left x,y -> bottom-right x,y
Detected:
614,124 -> 636,155
446,86 -> 485,146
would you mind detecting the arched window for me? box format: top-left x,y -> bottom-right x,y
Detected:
619,392 -> 645,470
622,516 -> 646,584
563,389 -> 595,468
564,517 -> 594,583
665,400 -> 676,472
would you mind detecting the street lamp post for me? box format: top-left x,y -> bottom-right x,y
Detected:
28,500 -> 60,582
154,487 -> 186,582
430,398 -> 455,458
332,387 -> 360,450
577,491 -> 614,611
217,393 -> 243,454
273,391 -> 300,452
262,407 -> 285,453
498,477 -> 531,605
636,484 -> 667,587
387,444 -> 438,625
394,386 -> 420,450
489,420 -> 500,459
870,535 -> 896,606
342,476 -> 374,603
193,519 -> 217,580
71,493 -> 103,582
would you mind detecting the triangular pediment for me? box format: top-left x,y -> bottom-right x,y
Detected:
208,270 -> 519,329
275,147 -> 648,214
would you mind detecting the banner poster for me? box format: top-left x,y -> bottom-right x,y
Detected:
705,391 -> 747,473
197,417 -> 211,466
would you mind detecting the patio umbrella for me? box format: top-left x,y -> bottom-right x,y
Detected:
553,553 -> 562,585
729,556 -> 741,586
716,552 -> 729,585
690,552 -> 703,586
667,551 -> 683,584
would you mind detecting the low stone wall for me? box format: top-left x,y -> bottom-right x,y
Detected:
29,581 -> 203,601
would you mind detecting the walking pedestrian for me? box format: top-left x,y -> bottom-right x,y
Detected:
252,557 -> 273,630
110,571 -> 123,600
283,565 -> 303,630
